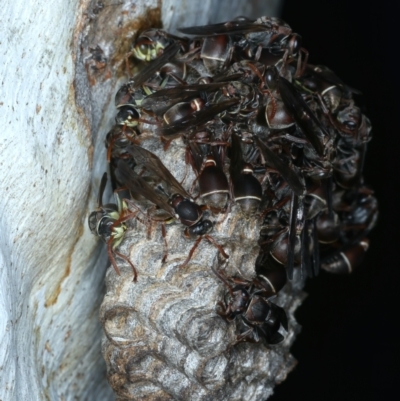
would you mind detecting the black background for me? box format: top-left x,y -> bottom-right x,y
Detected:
270,1 -> 399,400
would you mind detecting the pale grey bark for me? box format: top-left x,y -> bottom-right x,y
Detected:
0,1 -> 111,400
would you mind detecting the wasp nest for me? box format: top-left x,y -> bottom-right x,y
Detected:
99,138 -> 304,400
92,14 -> 377,401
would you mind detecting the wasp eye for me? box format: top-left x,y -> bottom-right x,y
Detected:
140,43 -> 149,52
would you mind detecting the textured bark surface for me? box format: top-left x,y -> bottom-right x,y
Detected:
0,1 -> 283,400
0,1 -> 113,400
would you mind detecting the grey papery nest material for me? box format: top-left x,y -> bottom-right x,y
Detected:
99,140 -> 305,401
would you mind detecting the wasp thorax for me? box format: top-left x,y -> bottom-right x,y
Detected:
287,33 -> 302,56
170,195 -> 203,227
245,295 -> 272,323
106,126 -> 138,151
186,218 -> 213,239
264,66 -> 279,90
88,211 -> 100,234
230,287 -> 250,317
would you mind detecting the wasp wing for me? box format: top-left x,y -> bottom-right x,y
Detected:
178,19 -> 271,36
278,77 -> 329,156
141,82 -> 228,113
255,136 -> 305,196
126,145 -> 190,199
229,132 -> 245,177
116,159 -> 176,217
286,192 -> 300,280
312,217 -> 320,276
97,172 -> 108,207
160,99 -> 239,138
187,141 -> 205,173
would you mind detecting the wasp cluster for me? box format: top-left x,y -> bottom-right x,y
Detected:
89,15 -> 377,398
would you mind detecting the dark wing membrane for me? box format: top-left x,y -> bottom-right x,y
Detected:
161,99 -> 239,137
141,82 -> 228,113
97,172 -> 108,207
301,218 -> 315,278
116,159 -> 175,217
312,218 -> 320,276
255,137 -> 305,196
129,42 -> 181,88
278,77 -> 329,156
126,145 -> 190,199
213,72 -> 244,83
324,177 -> 333,215
188,142 -> 204,173
178,19 -> 270,36
286,192 -> 299,280
229,133 -> 245,177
